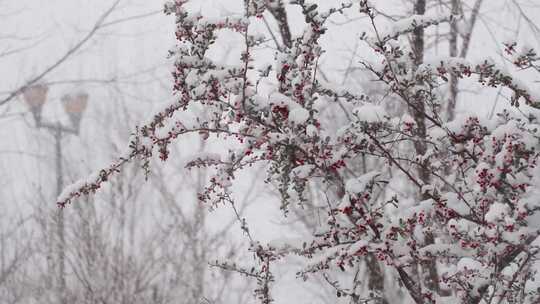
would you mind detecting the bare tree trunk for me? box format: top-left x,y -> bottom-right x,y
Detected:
460,0 -> 483,59
192,138 -> 208,302
447,0 -> 459,121
366,254 -> 388,304
54,127 -> 67,304
447,0 -> 483,121
267,1 -> 292,49
412,0 -> 441,296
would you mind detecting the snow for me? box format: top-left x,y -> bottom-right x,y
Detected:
525,267 -> 540,293
420,56 -> 469,72
305,244 -> 346,269
457,257 -> 484,274
375,13 -> 453,43
419,244 -> 473,258
353,104 -> 387,123
419,55 -> 540,107
267,132 -> 285,143
292,165 -> 315,179
288,107 -> 310,125
305,124 -> 318,137
413,225 -> 425,244
484,202 -> 510,223
346,240 -> 368,255
44,2 -> 540,303
428,126 -> 446,140
57,170 -> 102,204
345,171 -> 379,193
267,237 -> 307,251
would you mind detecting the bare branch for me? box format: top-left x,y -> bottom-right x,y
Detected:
0,0 -> 121,107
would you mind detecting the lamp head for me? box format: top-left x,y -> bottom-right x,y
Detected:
61,91 -> 88,133
22,84 -> 49,125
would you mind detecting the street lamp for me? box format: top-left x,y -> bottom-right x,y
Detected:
22,83 -> 89,304
22,84 -> 48,126
61,91 -> 88,133
23,84 -> 88,134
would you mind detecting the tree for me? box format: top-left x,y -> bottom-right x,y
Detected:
0,215 -> 32,304
59,0 -> 540,303
1,0 -> 260,303
18,81 -> 255,304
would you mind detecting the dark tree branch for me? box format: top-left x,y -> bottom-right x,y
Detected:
0,0 -> 121,107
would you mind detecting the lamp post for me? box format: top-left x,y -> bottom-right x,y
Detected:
23,84 -> 88,304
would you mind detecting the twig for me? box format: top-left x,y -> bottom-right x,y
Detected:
0,0 -> 121,107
